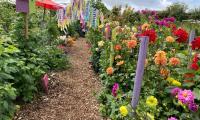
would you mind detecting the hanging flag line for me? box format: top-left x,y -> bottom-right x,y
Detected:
57,0 -> 104,31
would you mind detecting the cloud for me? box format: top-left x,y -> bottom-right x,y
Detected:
102,0 -> 172,10
53,0 -> 200,10
102,0 -> 200,10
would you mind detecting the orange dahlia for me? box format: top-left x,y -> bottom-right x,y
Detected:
166,36 -> 175,43
131,34 -> 137,40
141,23 -> 150,31
115,55 -> 122,60
127,40 -> 137,49
115,44 -> 122,51
106,67 -> 114,75
169,57 -> 181,66
160,68 -> 169,77
154,51 -> 167,66
116,61 -> 124,66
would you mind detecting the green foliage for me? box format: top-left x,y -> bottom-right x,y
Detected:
0,3 -> 69,119
66,20 -> 84,37
86,28 -> 103,72
92,0 -> 110,17
0,83 -> 17,120
0,1 -> 16,34
48,21 -> 60,41
189,8 -> 200,20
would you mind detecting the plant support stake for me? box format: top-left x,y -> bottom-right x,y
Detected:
188,30 -> 195,66
131,36 -> 149,111
25,13 -> 29,39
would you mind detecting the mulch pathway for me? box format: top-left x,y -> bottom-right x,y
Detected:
14,38 -> 102,120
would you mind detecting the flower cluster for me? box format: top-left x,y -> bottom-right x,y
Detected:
98,41 -> 104,47
115,44 -> 122,51
126,40 -> 137,49
155,17 -> 175,27
171,88 -> 199,112
190,54 -> 200,71
146,96 -> 158,108
166,36 -> 175,43
191,36 -> 200,50
154,50 -> 167,66
141,23 -> 150,31
112,83 -> 119,97
167,77 -> 181,87
173,28 -> 188,43
106,67 -> 114,75
168,117 -> 178,120
138,9 -> 157,16
160,68 -> 169,77
141,29 -> 157,43
119,106 -> 128,117
169,57 -> 181,66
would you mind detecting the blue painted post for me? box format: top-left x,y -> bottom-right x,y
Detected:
189,30 -> 196,44
188,30 -> 196,67
131,36 -> 149,110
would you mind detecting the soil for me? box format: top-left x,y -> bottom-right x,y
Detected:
14,38 -> 102,120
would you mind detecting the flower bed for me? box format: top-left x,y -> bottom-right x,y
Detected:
87,10 -> 200,120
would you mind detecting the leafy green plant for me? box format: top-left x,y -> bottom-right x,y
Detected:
0,83 -> 17,120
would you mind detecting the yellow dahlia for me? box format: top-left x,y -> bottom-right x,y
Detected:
119,106 -> 128,117
146,96 -> 158,108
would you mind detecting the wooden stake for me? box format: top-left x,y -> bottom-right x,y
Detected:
24,13 -> 29,39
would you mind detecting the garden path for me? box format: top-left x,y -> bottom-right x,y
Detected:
15,38 -> 102,120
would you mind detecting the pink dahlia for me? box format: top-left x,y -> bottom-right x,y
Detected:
188,102 -> 199,112
171,87 -> 182,96
168,117 -> 178,120
167,117 -> 178,120
112,83 -> 119,97
177,90 -> 195,104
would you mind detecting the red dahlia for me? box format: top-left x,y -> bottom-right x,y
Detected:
190,63 -> 199,71
192,37 -> 200,50
173,28 -> 188,43
190,54 -> 200,71
193,54 -> 199,63
141,29 -> 157,43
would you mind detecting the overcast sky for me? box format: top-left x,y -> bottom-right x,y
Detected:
54,0 -> 200,10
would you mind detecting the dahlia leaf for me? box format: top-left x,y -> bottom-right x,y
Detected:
193,88 -> 200,100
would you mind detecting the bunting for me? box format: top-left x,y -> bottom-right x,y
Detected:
57,0 -> 103,31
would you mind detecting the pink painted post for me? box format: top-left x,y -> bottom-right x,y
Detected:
16,0 -> 29,13
131,36 -> 149,110
42,74 -> 49,94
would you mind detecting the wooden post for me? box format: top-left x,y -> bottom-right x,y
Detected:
24,13 -> 29,39
43,8 -> 46,22
131,36 -> 149,113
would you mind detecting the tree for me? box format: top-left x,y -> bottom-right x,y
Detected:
92,0 -> 110,17
189,7 -> 200,21
159,2 -> 188,21
121,6 -> 140,26
0,1 -> 16,33
110,6 -> 122,21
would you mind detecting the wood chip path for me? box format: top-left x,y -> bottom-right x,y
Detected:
15,38 -> 102,120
